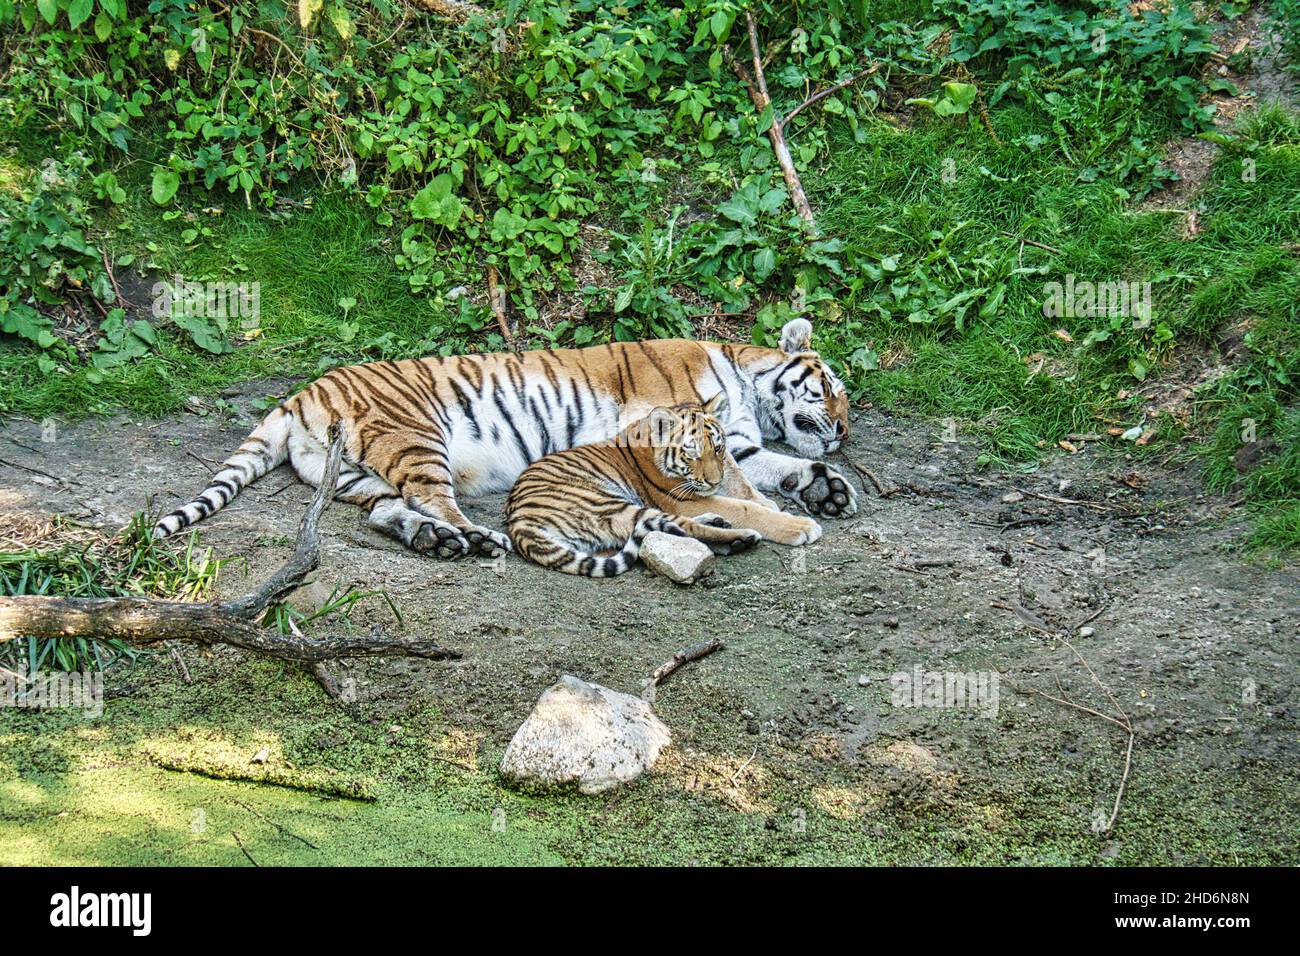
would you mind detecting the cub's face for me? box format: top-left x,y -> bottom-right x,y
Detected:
651,394 -> 728,497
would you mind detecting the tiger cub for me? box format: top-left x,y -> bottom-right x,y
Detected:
506,394 -> 821,577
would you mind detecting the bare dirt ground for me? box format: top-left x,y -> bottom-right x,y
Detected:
1,380 -> 1295,865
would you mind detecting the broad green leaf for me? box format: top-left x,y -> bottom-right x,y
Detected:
151,169 -> 180,205
68,0 -> 94,30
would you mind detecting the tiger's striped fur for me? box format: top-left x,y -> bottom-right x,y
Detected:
506,395 -> 769,576
154,318 -> 857,559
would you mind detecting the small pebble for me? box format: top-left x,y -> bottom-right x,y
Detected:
1078,626 -> 1095,638
884,617 -> 899,629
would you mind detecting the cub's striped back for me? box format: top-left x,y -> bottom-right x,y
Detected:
506,394 -> 761,576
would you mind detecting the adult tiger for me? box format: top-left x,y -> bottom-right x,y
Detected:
154,317 -> 858,559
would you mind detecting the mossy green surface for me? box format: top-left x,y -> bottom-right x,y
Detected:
3,652 -> 1295,866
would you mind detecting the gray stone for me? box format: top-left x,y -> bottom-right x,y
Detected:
499,675 -> 671,794
639,531 -> 715,584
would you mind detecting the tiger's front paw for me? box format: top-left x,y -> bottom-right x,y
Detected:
720,529 -> 762,554
778,462 -> 858,518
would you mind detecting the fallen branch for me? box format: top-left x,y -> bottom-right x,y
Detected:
725,9 -> 880,230
0,428 -> 460,666
487,264 -> 516,350
727,10 -> 813,224
840,454 -> 900,498
999,232 -> 1063,256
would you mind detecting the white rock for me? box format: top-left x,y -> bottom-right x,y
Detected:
639,531 -> 715,584
1121,425 -> 1144,441
499,675 -> 671,794
1078,626 -> 1095,638
1001,491 -> 1024,504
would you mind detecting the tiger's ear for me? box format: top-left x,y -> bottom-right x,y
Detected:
780,317 -> 814,355
702,391 -> 729,417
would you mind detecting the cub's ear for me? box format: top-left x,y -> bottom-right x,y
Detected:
647,406 -> 677,446
780,317 -> 814,355
702,391 -> 729,417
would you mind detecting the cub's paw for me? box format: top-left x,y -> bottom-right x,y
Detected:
464,525 -> 512,559
411,520 -> 469,559
779,462 -> 858,518
721,529 -> 762,554
693,513 -> 733,529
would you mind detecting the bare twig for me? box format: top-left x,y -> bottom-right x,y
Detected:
1000,517 -> 1052,532
840,454 -> 899,497
232,830 -> 260,867
995,578 -> 1134,834
233,798 -> 320,850
782,64 -> 880,132
726,10 -> 816,225
185,450 -> 217,475
644,638 -> 724,697
999,232 -> 1063,255
0,456 -> 67,486
168,644 -> 193,684
101,247 -> 130,310
1022,490 -> 1112,513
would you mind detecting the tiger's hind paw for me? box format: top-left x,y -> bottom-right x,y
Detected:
464,525 -> 512,559
412,520 -> 469,559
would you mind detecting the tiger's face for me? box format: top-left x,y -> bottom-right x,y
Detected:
649,393 -> 729,497
765,319 -> 850,459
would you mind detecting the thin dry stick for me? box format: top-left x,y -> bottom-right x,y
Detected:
101,247 -> 130,310
645,638 -> 724,695
999,232 -> 1063,256
0,456 -> 67,486
840,453 -> 892,497
1022,489 -> 1112,512
233,798 -> 320,850
782,64 -> 880,132
168,644 -> 193,684
729,741 -> 760,787
726,11 -> 813,224
185,450 -> 217,475
996,573 -> 1134,833
232,830 -> 259,867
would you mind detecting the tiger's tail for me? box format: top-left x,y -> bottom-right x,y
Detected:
153,405 -> 293,539
513,530 -> 640,578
